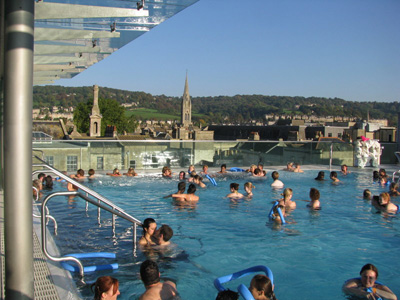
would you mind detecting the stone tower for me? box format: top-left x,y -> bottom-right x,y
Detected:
89,84 -> 102,137
181,74 -> 192,128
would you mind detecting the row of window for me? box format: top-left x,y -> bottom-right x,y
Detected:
44,156 -> 136,171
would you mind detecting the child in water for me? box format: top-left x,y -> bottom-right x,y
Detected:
307,188 -> 321,210
249,274 -> 277,300
244,182 -> 255,197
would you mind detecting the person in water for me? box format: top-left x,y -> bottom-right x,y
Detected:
106,168 -> 122,177
343,263 -> 397,300
218,164 -> 228,174
161,166 -> 172,178
139,260 -> 179,300
363,189 -> 372,200
226,183 -> 244,199
172,183 -> 199,202
155,224 -> 173,247
315,171 -> 325,181
139,218 -> 157,246
285,162 -> 294,172
200,165 -> 209,175
123,167 -> 138,177
292,163 -> 304,173
178,171 -> 186,180
92,276 -> 120,300
88,169 -> 95,179
270,171 -> 284,188
307,188 -> 321,210
330,171 -> 340,184
216,290 -> 239,300
341,164 -> 350,175
372,192 -> 399,214
164,181 -> 186,199
249,274 -> 277,300
193,175 -> 206,188
244,182 -> 255,197
279,188 -> 296,210
389,182 -> 400,197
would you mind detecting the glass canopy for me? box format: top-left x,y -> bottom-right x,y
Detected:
33,0 -> 199,85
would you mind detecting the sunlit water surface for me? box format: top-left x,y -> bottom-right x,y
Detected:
43,169 -> 400,300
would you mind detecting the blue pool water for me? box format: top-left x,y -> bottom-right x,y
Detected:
44,168 -> 400,300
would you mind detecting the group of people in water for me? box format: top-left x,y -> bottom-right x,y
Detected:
33,163 -> 398,299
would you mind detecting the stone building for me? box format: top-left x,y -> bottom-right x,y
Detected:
89,84 -> 102,137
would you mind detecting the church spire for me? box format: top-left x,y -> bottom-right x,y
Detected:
181,73 -> 192,127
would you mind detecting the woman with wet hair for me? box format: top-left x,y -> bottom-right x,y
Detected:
343,264 -> 397,300
139,218 -> 157,246
92,276 -> 120,300
249,274 -> 277,300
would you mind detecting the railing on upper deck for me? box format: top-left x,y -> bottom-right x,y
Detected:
32,155 -> 142,280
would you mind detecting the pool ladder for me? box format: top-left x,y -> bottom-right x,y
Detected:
32,155 -> 143,280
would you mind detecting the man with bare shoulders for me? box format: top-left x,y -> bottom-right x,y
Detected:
139,260 -> 179,300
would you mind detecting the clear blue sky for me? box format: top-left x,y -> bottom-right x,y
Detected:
57,0 -> 400,103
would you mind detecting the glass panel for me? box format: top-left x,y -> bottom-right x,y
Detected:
30,139 -> 384,173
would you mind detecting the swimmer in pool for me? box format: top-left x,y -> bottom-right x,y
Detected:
216,289 -> 239,300
200,165 -> 209,175
292,163 -> 304,173
258,163 -> 266,176
307,188 -> 321,210
193,175 -> 206,188
389,182 -> 400,197
218,164 -> 228,174
372,192 -> 399,214
271,202 -> 286,225
164,182 -> 186,199
139,260 -> 179,300
330,171 -> 340,184
244,182 -> 255,197
178,171 -> 186,180
172,183 -> 199,202
107,168 -> 122,177
32,179 -> 43,199
315,171 -> 325,181
92,276 -> 120,300
71,169 -> 85,180
123,167 -> 138,177
270,171 -> 284,188
363,189 -> 372,200
373,170 -> 380,181
161,166 -> 172,178
246,164 -> 257,174
154,224 -> 173,247
226,183 -> 244,199
343,263 -> 397,300
341,164 -> 350,175
88,169 -> 95,179
249,274 -> 277,300
279,188 -> 296,211
285,162 -> 294,172
188,164 -> 195,175
139,218 -> 157,246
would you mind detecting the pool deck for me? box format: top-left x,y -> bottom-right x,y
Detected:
0,190 -> 82,300
0,163 -> 398,299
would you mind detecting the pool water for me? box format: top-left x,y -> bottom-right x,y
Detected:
44,168 -> 400,300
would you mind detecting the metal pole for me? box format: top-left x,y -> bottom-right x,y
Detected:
4,0 -> 34,298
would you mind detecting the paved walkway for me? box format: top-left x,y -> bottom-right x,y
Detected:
0,191 -> 81,300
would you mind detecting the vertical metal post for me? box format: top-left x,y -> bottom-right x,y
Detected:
133,223 -> 137,257
4,0 -> 34,298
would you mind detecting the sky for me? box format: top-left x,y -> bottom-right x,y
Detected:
56,0 -> 400,103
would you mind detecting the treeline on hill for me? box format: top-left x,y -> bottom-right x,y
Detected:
33,86 -> 400,126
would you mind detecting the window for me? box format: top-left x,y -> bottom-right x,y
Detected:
338,133 -> 342,138
328,133 -> 332,137
129,160 -> 136,168
67,156 -> 78,172
45,156 -> 54,166
97,157 -> 104,170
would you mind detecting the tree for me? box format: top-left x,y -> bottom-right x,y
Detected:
73,98 -> 136,135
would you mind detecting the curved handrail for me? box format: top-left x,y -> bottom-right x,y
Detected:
32,155 -> 142,225
41,191 -> 141,280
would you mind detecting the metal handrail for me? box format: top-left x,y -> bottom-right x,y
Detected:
32,155 -> 142,225
41,191 -> 140,280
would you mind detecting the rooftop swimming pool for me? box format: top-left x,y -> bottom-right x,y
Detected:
43,168 -> 400,300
